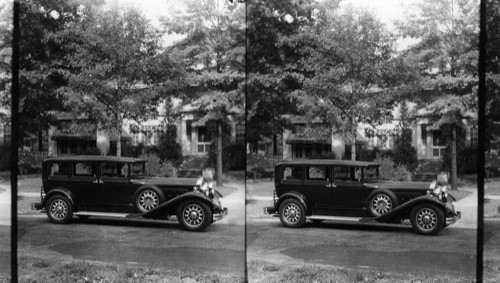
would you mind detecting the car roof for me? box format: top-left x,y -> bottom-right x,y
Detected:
43,155 -> 148,163
276,159 -> 380,167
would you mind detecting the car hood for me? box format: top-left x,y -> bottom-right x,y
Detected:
130,177 -> 200,186
365,181 -> 431,191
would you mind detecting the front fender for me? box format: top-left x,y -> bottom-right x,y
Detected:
43,187 -> 77,209
132,191 -> 215,219
276,191 -> 311,215
372,195 -> 446,223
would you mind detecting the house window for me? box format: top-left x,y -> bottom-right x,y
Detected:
235,124 -> 245,144
433,130 -> 446,146
198,126 -> 209,142
294,144 -> 303,159
421,125 -> 427,146
186,121 -> 192,143
3,125 -> 11,145
470,127 -> 478,148
59,140 -> 68,154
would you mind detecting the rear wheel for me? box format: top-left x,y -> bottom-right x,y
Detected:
46,195 -> 73,224
279,199 -> 306,228
177,200 -> 212,232
410,203 -> 445,235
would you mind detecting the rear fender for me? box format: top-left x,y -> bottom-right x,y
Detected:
43,187 -> 77,209
373,196 -> 446,223
134,191 -> 214,219
276,192 -> 310,215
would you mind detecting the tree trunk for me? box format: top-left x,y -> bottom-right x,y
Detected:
450,125 -> 458,190
216,121 -> 223,186
351,117 -> 357,161
273,134 -> 278,155
38,131 -> 43,151
116,112 -> 122,157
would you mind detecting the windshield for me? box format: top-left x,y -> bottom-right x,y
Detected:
130,162 -> 146,178
364,166 -> 379,182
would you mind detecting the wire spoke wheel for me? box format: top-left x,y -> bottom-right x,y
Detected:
371,194 -> 392,215
182,204 -> 205,228
138,190 -> 159,211
50,199 -> 68,219
283,203 -> 301,224
416,208 -> 438,230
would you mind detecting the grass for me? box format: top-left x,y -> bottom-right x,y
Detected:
248,260 -> 472,283
17,256 -> 244,283
484,259 -> 500,283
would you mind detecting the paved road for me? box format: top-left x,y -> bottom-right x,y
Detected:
18,214 -> 245,274
247,219 -> 476,279
17,183 -> 246,275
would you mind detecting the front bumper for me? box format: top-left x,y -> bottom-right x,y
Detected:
446,211 -> 461,226
213,207 -> 228,221
31,202 -> 44,211
264,206 -> 276,215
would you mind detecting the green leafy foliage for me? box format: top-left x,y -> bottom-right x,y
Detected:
151,125 -> 183,166
246,153 -> 274,179
372,156 -> 411,181
392,129 -> 418,171
139,153 -> 175,177
61,4 -> 183,156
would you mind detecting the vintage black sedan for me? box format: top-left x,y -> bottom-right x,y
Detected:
265,160 -> 461,235
32,156 -> 227,231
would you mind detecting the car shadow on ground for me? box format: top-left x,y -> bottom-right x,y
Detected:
305,221 -> 413,233
60,216 -> 222,232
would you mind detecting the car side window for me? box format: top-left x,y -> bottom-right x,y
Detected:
101,162 -> 128,178
49,162 -> 70,179
73,162 -> 97,177
333,166 -> 361,183
283,166 -> 302,181
305,166 -> 328,181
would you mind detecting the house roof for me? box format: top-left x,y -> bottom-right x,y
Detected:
285,133 -> 330,145
51,123 -> 96,141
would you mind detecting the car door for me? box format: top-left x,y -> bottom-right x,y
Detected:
302,165 -> 336,215
330,166 -> 368,216
69,161 -> 101,211
99,162 -> 135,212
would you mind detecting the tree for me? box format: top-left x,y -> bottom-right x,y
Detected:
293,7 -> 418,160
246,0 -> 337,152
0,0 -> 102,148
486,0 -> 500,152
163,0 -> 245,185
397,0 -> 479,189
62,4 -> 183,156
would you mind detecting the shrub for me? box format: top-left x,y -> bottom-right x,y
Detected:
0,145 -> 9,171
373,156 -> 411,181
139,153 -> 175,177
486,152 -> 500,178
18,150 -> 45,175
225,143 -> 246,170
392,128 -> 418,171
246,153 -> 274,179
153,125 -> 183,166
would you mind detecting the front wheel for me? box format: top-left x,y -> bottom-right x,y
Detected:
177,200 -> 212,232
279,199 -> 306,228
46,195 -> 73,224
410,203 -> 445,235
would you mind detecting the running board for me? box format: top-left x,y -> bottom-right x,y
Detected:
74,211 -> 142,218
307,215 -> 375,222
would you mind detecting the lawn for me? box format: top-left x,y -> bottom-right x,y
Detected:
248,260 -> 472,283
17,256 -> 243,283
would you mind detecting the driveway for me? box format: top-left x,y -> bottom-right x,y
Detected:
0,183 -> 10,226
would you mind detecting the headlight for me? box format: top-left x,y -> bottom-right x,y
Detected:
200,183 -> 208,192
433,186 -> 442,196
